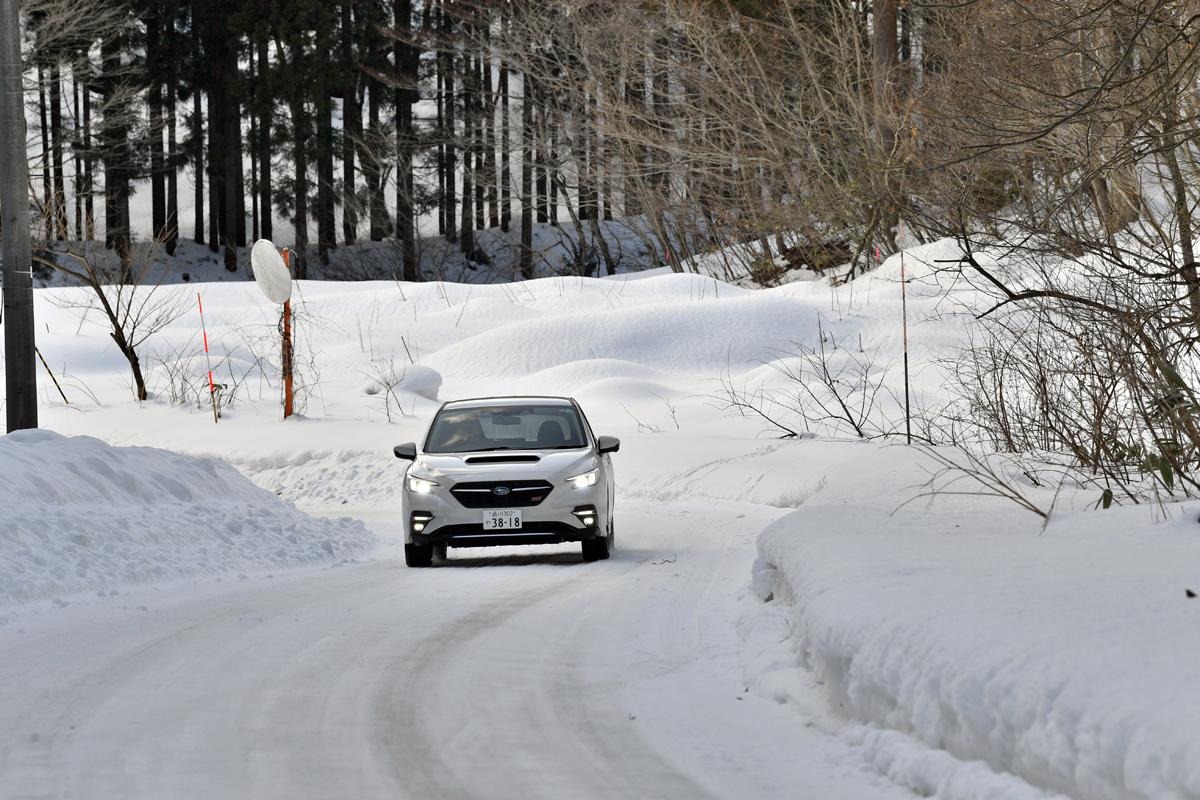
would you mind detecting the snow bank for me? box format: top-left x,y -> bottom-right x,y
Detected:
0,431 -> 375,609
751,444 -> 1200,800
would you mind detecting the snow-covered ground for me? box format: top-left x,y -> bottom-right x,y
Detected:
1,240 -> 1196,799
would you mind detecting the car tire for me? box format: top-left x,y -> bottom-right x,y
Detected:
405,543 -> 433,568
582,536 -> 610,562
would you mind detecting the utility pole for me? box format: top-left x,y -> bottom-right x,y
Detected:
0,0 -> 39,431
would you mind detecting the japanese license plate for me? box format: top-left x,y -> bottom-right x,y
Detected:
483,509 -> 522,530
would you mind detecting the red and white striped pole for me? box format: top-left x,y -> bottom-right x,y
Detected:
196,292 -> 219,423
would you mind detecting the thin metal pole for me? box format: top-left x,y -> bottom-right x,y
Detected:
900,245 -> 912,445
0,0 -> 38,431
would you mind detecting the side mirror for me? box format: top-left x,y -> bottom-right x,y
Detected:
596,435 -> 621,454
393,443 -> 418,460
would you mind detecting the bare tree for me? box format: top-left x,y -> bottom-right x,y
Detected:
37,244 -> 189,401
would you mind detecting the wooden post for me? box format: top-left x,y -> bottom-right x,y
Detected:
281,248 -> 294,419
0,0 -> 38,431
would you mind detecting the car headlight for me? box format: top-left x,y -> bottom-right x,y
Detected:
566,468 -> 599,489
407,474 -> 440,494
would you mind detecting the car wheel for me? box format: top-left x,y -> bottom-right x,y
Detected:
582,536 -> 610,562
405,542 -> 433,568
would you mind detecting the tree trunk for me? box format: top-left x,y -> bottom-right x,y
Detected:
1162,89 -> 1200,334
520,69 -> 533,279
147,12 -> 166,241
191,0 -> 204,245
340,1 -> 357,244
436,41 -> 445,236
288,33 -> 309,279
368,84 -> 386,241
651,39 -> 669,202
316,19 -> 335,264
257,32 -> 272,242
217,32 -> 243,271
395,0 -> 418,281
535,83 -> 547,224
460,46 -> 475,258
37,64 -> 52,239
441,3 -> 456,242
249,104 -> 258,241
206,88 -> 220,253
100,34 -> 131,276
72,74 -> 82,239
484,33 -> 498,230
579,94 -> 596,222
49,64 -> 66,240
473,52 -> 484,234
249,39 -> 259,241
546,109 -> 557,226
872,0 -> 898,105
624,65 -> 643,217
165,0 -> 179,254
499,47 -> 510,233
82,78 -> 94,240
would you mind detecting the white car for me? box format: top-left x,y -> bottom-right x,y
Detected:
394,396 -> 619,567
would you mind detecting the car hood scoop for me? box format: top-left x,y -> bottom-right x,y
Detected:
463,454 -> 542,464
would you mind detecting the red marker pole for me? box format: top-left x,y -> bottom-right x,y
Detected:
197,292 -> 219,423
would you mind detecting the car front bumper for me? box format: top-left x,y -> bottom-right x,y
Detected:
404,482 -> 606,548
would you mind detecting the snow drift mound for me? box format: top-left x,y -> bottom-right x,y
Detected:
425,283 -> 813,378
0,431 -> 375,609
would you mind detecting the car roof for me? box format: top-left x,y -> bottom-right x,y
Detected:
441,396 -> 576,410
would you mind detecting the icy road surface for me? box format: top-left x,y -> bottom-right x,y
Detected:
0,499 -> 913,800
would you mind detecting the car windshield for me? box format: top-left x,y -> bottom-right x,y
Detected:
424,404 -> 589,453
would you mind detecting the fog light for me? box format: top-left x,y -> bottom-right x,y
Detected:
572,506 -> 599,529
410,511 -> 434,534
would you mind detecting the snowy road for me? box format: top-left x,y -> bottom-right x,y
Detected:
0,499 -> 911,800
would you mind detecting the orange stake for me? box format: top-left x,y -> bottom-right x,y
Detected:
197,292 -> 219,423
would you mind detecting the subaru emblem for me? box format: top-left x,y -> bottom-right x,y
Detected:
493,486 -> 511,496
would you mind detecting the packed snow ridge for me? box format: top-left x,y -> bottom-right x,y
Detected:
748,442 -> 1200,800
0,431 -> 375,610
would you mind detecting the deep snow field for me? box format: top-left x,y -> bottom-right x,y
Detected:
1,241 -> 1198,800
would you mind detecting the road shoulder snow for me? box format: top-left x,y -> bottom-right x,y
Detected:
0,430 -> 375,615
748,444 -> 1200,800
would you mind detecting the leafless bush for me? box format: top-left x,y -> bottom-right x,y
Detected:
150,339 -> 266,416
361,355 -> 415,423
899,445 -> 1051,519
945,297 -> 1200,505
39,243 -> 189,401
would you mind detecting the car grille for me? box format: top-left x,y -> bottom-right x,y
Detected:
449,479 -> 554,509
